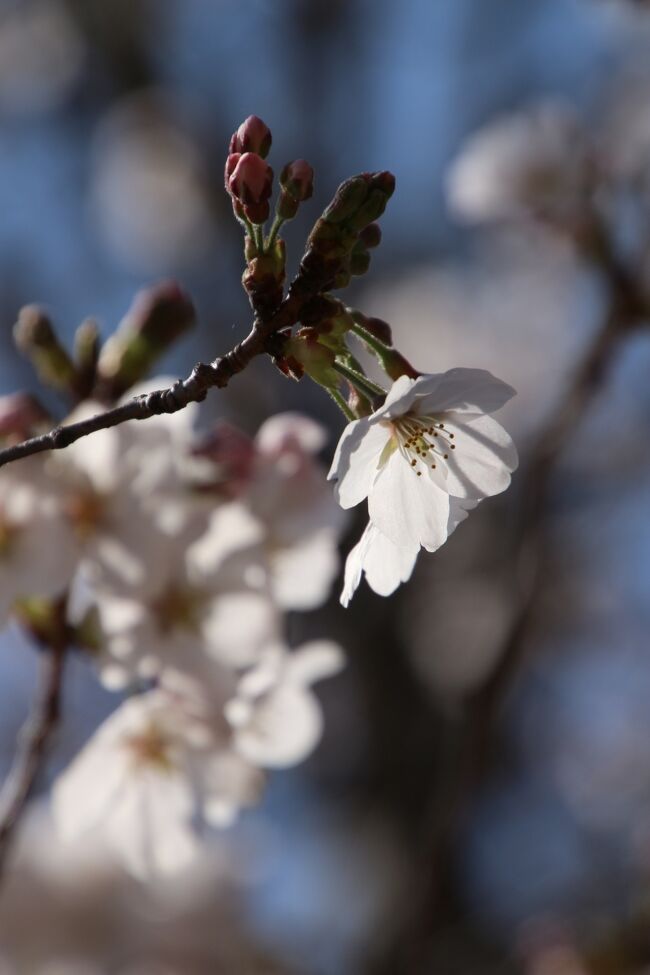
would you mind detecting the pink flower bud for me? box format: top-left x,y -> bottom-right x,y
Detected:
224,152 -> 241,190
193,422 -> 255,498
0,393 -> 49,440
228,152 -> 273,207
280,159 -> 314,202
229,116 -> 272,158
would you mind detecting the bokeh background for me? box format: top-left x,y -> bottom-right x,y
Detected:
2,0 -> 650,972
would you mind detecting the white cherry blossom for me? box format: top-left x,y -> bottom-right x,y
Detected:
446,103 -> 591,223
225,641 -> 344,768
329,368 -> 517,566
49,393 -> 202,594
195,412 -> 346,611
247,413 -> 346,610
77,506 -> 280,690
51,680 -> 262,882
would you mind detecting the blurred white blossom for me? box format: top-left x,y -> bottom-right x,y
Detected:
50,400 -> 201,594
81,507 -> 279,690
0,377 -> 345,885
0,0 -> 84,115
225,641 -> 344,768
446,103 -> 592,224
90,91 -> 215,273
52,679 -> 262,882
196,412 -> 346,610
0,456 -> 79,622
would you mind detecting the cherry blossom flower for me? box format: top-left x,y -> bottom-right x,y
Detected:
225,641 -> 344,768
77,505 -> 280,690
51,680 -> 262,882
196,412 -> 346,611
329,369 -> 517,586
50,394 -> 203,594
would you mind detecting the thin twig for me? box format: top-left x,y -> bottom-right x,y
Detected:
0,295 -> 300,471
0,638 -> 67,875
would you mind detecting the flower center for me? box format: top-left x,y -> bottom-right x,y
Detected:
392,413 -> 456,477
151,585 -> 205,635
125,723 -> 173,771
65,488 -> 107,538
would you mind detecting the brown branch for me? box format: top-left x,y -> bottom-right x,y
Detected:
459,234 -> 647,788
370,238 -> 648,974
0,297 -> 298,470
0,637 -> 67,876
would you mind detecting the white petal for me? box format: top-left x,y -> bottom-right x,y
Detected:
60,404 -> 122,491
360,524 -> 419,597
190,503 -> 264,577
414,368 -> 517,416
269,529 -> 340,610
203,797 -> 239,828
233,685 -> 323,768
328,419 -> 390,509
340,526 -> 369,607
286,641 -> 345,685
341,521 -> 419,604
369,374 -> 419,420
202,592 -> 279,667
105,772 -> 198,881
368,450 -> 450,551
237,646 -> 284,697
52,741 -> 128,842
441,413 -> 518,499
202,750 -> 262,825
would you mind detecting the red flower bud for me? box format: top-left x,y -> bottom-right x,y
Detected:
228,152 -> 273,206
280,159 -> 314,202
229,116 -> 272,158
224,152 -> 241,190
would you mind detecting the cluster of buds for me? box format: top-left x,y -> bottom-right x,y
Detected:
13,281 -> 196,407
292,171 -> 395,296
225,116 -> 274,225
224,117 -> 318,318
221,115 -> 422,419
